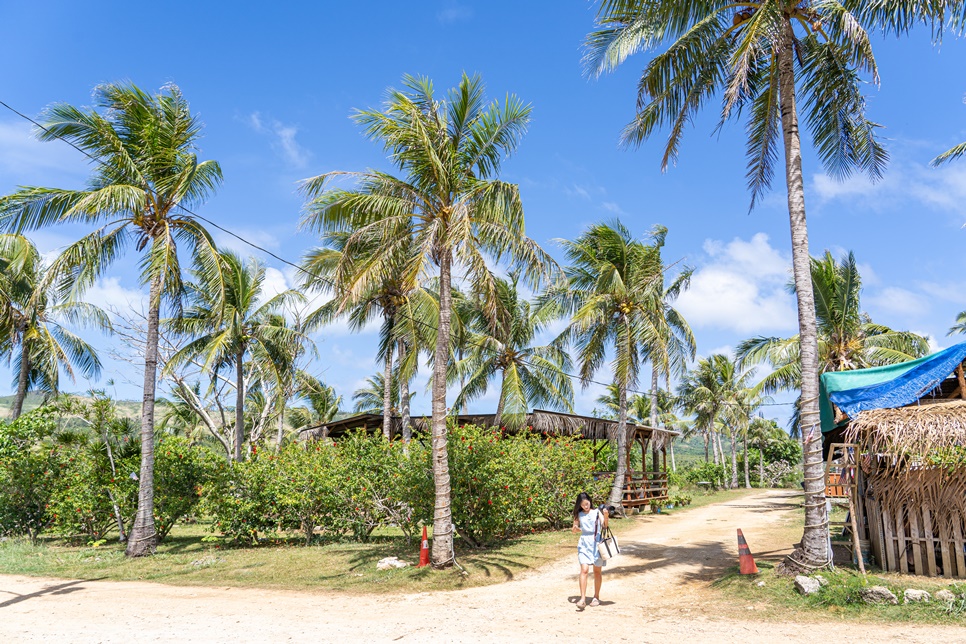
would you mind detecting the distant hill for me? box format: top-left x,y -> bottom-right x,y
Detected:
0,392 -> 143,421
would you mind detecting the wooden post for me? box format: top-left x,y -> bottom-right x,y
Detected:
848,492 -> 866,574
957,364 -> 966,400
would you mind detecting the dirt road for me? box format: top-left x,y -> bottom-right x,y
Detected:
2,490 -> 960,642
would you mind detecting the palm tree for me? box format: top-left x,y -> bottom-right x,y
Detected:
596,384 -> 685,470
678,354 -> 734,472
165,251 -> 305,461
0,235 -> 107,419
950,311 -> 966,336
641,225 -> 695,470
288,374 -> 341,440
584,0 -> 954,569
748,416 -> 787,488
301,231 -> 431,441
299,74 -> 552,567
452,274 -> 573,429
353,371 -> 398,415
552,221 -> 663,507
737,251 -> 928,434
0,82 -> 223,557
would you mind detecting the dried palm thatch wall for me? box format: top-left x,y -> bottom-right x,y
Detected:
846,401 -> 966,577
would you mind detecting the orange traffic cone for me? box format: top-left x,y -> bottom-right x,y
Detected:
737,528 -> 759,574
417,526 -> 430,568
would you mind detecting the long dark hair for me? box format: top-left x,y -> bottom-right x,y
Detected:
573,492 -> 593,521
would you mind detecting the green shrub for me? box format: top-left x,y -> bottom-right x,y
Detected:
201,451 -> 278,544
680,461 -> 727,489
433,423 -> 606,547
152,436 -> 211,540
531,436 -> 609,529
331,434 -> 420,542
0,410 -> 63,542
48,449 -> 119,541
272,441 -> 341,544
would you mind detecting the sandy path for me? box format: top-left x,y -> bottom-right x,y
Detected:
1,490 -> 961,643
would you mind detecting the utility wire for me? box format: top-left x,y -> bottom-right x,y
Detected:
0,98 -> 796,410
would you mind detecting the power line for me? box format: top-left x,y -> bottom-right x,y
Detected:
0,97 -> 796,411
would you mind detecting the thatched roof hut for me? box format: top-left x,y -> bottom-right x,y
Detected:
846,399 -> 966,462
313,408 -> 677,446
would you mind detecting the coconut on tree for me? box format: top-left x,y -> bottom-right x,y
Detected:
299,74 -> 553,567
0,82 -> 222,557
584,0 -> 954,569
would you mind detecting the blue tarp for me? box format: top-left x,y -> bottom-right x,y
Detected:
821,341 -> 966,432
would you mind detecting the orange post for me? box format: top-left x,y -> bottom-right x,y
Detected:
737,528 -> 759,574
417,526 -> 430,568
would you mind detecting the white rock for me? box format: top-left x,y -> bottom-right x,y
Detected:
376,556 -> 412,571
935,589 -> 956,602
861,586 -> 898,605
756,581 -> 766,587
813,575 -> 828,587
794,575 -> 821,595
903,589 -> 931,604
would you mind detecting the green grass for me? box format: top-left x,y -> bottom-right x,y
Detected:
0,489 -> 742,593
714,564 -> 966,625
0,521 -> 575,594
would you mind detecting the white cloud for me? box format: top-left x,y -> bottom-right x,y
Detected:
865,286 -> 930,317
437,2 -> 473,24
245,111 -> 310,168
601,201 -> 625,215
812,157 -> 966,223
675,233 -> 797,334
82,277 -> 146,315
0,120 -> 88,181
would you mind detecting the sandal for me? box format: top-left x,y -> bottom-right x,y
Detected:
576,599 -> 586,609
589,598 -> 600,607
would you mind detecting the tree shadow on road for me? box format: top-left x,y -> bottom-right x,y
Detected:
0,578 -> 105,608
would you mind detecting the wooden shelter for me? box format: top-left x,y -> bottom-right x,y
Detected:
823,351 -> 966,577
844,398 -> 966,577
310,408 -> 677,508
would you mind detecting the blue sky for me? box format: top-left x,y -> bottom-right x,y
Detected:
1,2 -> 964,425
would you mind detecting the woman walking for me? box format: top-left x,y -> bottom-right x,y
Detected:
571,491 -> 608,609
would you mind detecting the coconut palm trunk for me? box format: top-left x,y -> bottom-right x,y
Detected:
382,335 -> 394,440
608,378 -> 629,508
398,339 -> 411,443
430,250 -> 455,567
234,348 -> 245,461
493,373 -> 506,429
126,274 -> 162,557
759,445 -> 765,488
779,23 -> 827,567
11,331 -> 29,420
649,366 -> 659,473
275,405 -> 286,451
729,430 -> 739,489
743,431 -> 751,489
